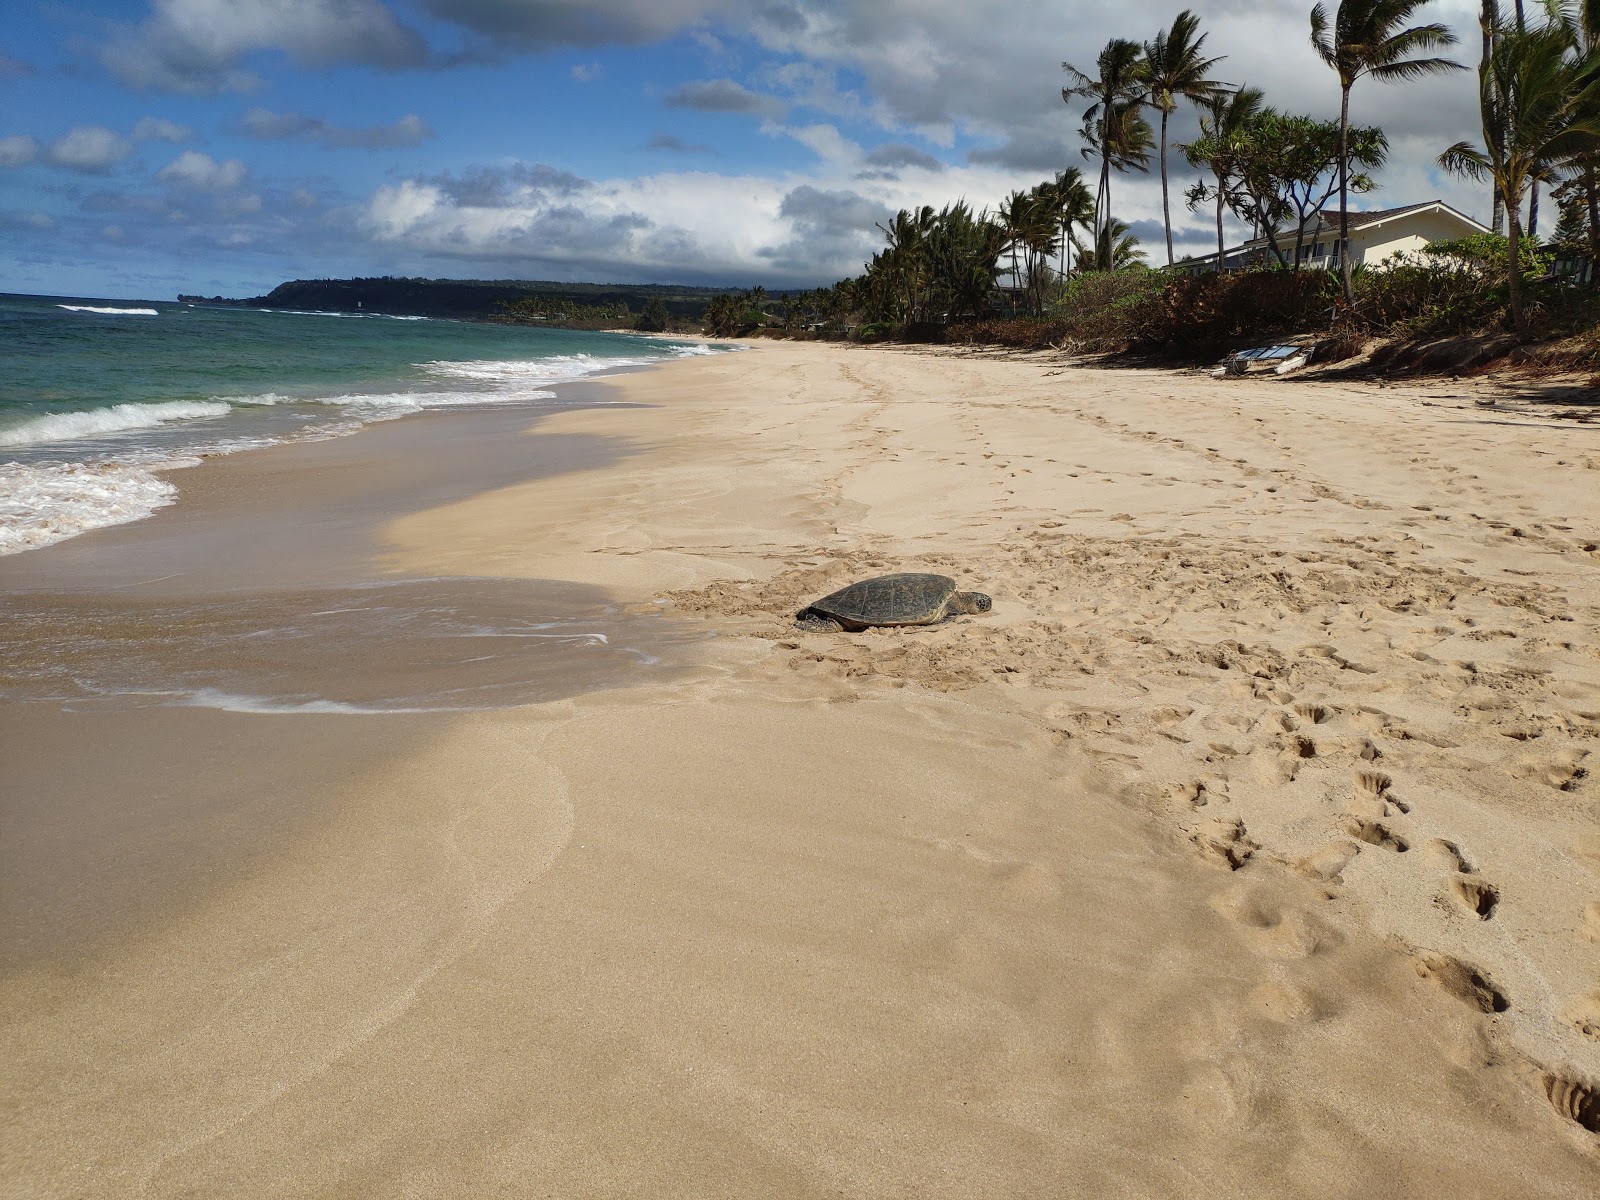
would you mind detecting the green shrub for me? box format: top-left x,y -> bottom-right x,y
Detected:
1046,267 -> 1332,353
1342,235 -> 1562,338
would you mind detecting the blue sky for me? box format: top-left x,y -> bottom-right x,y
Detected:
3,0 -> 1486,300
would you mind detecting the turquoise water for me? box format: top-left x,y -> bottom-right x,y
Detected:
0,292 -> 718,553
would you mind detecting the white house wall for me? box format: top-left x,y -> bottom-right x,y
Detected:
1188,205 -> 1490,273
1351,210 -> 1482,267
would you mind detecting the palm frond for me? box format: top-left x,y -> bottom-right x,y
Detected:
1438,140 -> 1492,179
1365,54 -> 1468,82
1309,3 -> 1339,69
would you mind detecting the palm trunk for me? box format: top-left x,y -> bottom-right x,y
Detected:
1338,84 -> 1353,302
1214,167 -> 1226,269
1099,151 -> 1113,269
1507,187 -> 1526,335
1160,107 -> 1173,267
1527,181 -> 1539,241
1586,166 -> 1599,287
1482,2 -> 1505,234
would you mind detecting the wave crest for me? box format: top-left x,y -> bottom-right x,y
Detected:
0,401 -> 231,447
57,305 -> 159,316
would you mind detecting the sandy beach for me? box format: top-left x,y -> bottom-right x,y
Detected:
3,341 -> 1598,1196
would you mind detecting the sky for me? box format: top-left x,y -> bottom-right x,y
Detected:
1,0 -> 1491,301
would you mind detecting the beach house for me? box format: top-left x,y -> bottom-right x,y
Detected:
1187,200 -> 1490,272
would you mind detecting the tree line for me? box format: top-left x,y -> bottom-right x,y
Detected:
752,0 -> 1600,342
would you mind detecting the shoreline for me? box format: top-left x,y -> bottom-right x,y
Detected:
0,290 -> 712,557
4,342 -> 1598,1195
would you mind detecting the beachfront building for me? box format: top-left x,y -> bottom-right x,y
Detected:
1185,200 -> 1490,273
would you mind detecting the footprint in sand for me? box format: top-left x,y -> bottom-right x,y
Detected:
1340,816 -> 1409,853
1512,748 -> 1591,792
1421,837 -> 1471,873
1292,701 -> 1335,725
1409,948 -> 1509,1013
1449,876 -> 1500,920
1211,884 -> 1342,961
1541,1072 -> 1600,1134
1248,978 -> 1337,1024
1190,816 -> 1257,870
1294,841 -> 1360,883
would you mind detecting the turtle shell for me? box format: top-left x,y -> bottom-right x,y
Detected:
809,573 -> 957,627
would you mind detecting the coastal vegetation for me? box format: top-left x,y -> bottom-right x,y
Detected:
754,0 -> 1600,366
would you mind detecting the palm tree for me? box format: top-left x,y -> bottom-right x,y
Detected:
998,189 -> 1036,303
1181,85 -> 1267,267
1143,11 -> 1230,266
1440,15 -> 1600,331
876,206 -> 937,321
1095,219 -> 1148,270
1064,39 -> 1152,263
1052,168 -> 1095,279
1554,0 -> 1600,277
1080,98 -> 1154,259
1310,0 -> 1464,300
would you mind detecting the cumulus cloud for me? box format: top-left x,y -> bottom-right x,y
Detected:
966,129 -> 1073,174
758,184 -> 891,272
347,151 -> 1055,285
157,150 -> 248,190
242,108 -> 434,149
47,127 -> 134,173
357,164 -> 875,284
665,78 -> 784,115
0,135 -> 40,167
133,117 -> 192,143
856,142 -> 946,180
421,162 -> 592,207
418,0 -> 738,48
101,0 -> 428,93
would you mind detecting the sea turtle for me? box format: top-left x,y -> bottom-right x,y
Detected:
796,572 -> 992,632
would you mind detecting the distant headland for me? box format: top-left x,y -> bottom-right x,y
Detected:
180,276 -> 745,330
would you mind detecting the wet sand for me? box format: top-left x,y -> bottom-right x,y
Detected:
3,342 -> 1598,1196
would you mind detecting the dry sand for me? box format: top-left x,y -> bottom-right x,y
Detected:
3,341 -> 1598,1196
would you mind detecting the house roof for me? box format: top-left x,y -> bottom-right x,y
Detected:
1302,200 -> 1489,238
1183,200 -> 1490,265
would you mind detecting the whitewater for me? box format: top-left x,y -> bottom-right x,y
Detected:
0,292 -> 725,554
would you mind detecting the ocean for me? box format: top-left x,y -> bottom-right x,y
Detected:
0,292 -> 721,555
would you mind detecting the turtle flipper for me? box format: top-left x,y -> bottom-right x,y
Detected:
796,608 -> 845,632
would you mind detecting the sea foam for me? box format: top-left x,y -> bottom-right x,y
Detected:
0,400 -> 231,447
56,305 -> 160,316
0,460 -> 182,554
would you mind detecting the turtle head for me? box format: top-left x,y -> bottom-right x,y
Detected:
951,591 -> 993,615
